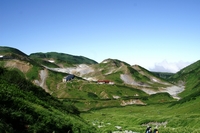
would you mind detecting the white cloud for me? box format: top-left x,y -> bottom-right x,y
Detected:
149,60 -> 192,73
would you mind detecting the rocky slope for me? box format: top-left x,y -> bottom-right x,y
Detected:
47,59 -> 184,99
0,46 -> 188,101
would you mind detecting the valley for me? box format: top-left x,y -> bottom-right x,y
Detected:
0,46 -> 200,133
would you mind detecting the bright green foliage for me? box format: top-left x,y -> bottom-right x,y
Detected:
1,46 -> 200,133
80,61 -> 200,133
0,67 -> 97,132
82,97 -> 200,133
169,60 -> 200,98
129,66 -> 148,81
106,71 -> 124,84
46,70 -> 67,91
26,65 -> 41,80
53,79 -> 149,111
146,92 -> 175,104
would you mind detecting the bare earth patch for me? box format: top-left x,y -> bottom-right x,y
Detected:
5,60 -> 31,73
34,69 -> 49,93
121,99 -> 146,106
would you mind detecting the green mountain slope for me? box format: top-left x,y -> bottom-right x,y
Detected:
90,59 -> 175,95
81,62 -> 200,132
0,67 -> 96,132
44,59 -> 176,110
0,46 -> 46,85
0,46 -> 29,60
29,52 -> 98,67
0,46 -> 195,111
1,46 -> 200,132
168,60 -> 200,97
0,47 -> 179,111
81,96 -> 200,133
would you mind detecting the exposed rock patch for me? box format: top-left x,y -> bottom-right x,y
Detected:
120,74 -> 140,86
121,99 -> 145,106
34,69 -> 49,93
46,63 -> 185,99
5,60 -> 31,73
49,64 -> 94,77
113,95 -> 121,99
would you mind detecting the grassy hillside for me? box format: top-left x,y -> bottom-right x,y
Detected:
81,96 -> 200,133
169,60 -> 200,81
169,60 -> 200,98
0,47 -> 193,108
29,52 -> 98,67
0,46 -> 38,66
0,67 -> 96,132
90,59 -> 171,87
48,77 -> 175,111
47,76 -> 149,110
1,46 -> 200,132
39,58 -> 175,111
0,46 -> 45,83
0,46 -> 28,59
80,60 -> 200,132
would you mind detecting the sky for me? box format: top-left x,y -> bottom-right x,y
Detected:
1,0 -> 200,73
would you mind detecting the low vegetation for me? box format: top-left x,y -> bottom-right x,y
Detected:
0,67 -> 96,132
80,61 -> 200,133
81,97 -> 200,133
169,60 -> 200,98
1,47 -> 200,133
29,52 -> 98,67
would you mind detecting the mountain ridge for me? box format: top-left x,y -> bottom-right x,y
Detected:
1,46 -> 199,108
1,46 -> 200,132
29,52 -> 98,67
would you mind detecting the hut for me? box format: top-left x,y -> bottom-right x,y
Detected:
97,80 -> 114,85
63,74 -> 75,82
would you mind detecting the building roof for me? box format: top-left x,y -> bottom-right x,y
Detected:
66,74 -> 75,80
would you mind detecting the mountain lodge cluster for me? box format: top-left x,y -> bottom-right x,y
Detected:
62,75 -> 114,85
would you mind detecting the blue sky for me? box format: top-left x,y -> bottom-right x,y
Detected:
1,0 -> 200,72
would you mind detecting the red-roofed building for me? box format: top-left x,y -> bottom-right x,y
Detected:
97,80 -> 114,85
